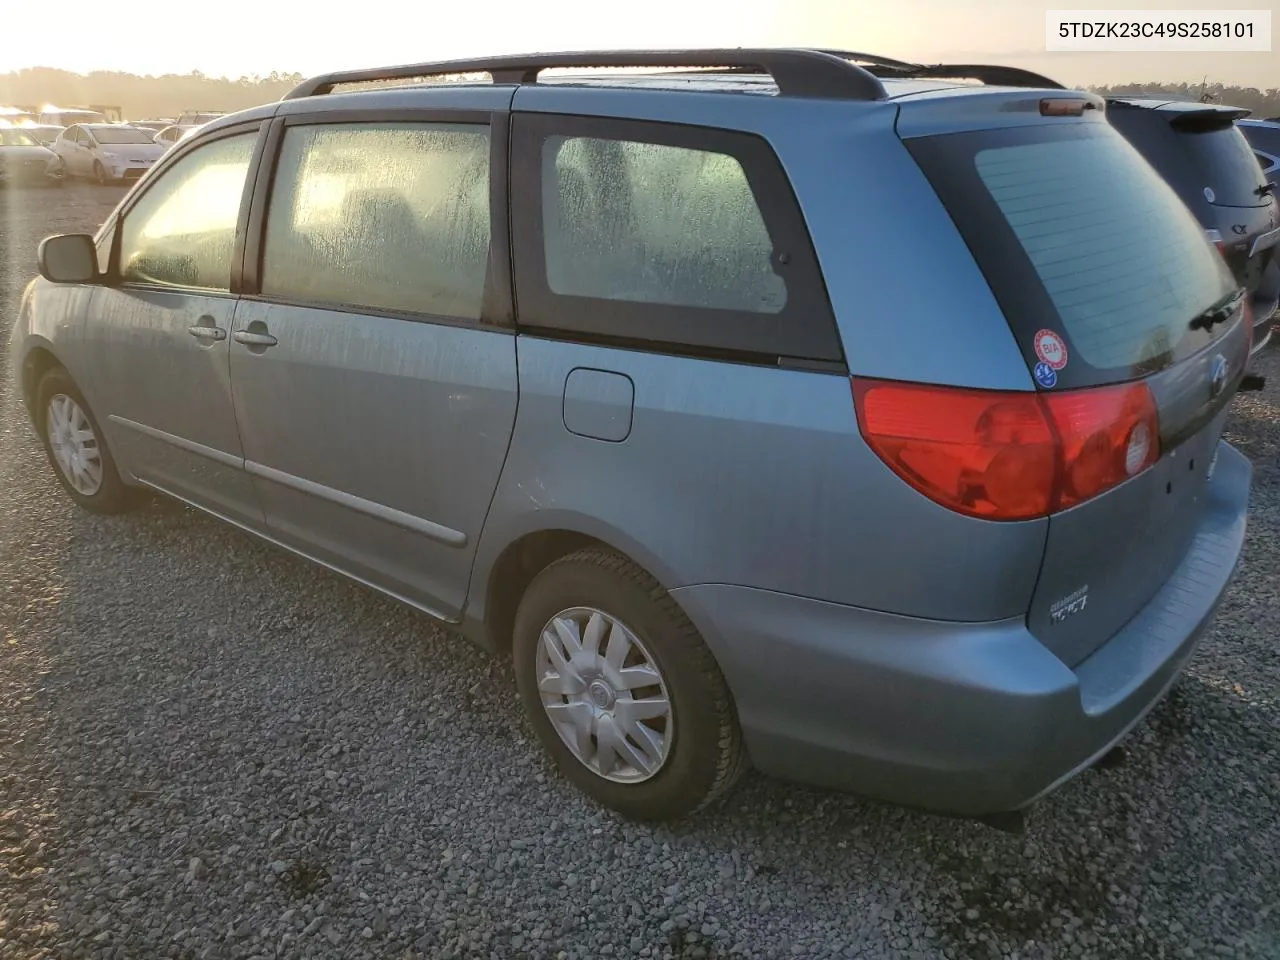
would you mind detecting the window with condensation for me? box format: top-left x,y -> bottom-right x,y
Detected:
118,132 -> 256,291
544,137 -> 785,314
510,115 -> 842,362
259,122 -> 492,321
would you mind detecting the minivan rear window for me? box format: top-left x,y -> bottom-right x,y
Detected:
1179,124 -> 1269,207
908,123 -> 1236,387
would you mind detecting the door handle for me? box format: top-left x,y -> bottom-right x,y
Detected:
188,324 -> 227,342
233,330 -> 278,347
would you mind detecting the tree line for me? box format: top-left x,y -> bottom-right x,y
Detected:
0,68 -> 307,121
3,68 -> 1279,123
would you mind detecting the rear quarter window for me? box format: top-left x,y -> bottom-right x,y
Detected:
908,123 -> 1236,387
510,114 -> 842,363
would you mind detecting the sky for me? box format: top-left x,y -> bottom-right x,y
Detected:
2,0 -> 1277,88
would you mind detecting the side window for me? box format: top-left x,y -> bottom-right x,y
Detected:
1256,151 -> 1277,173
118,131 -> 256,290
511,115 -> 841,362
259,122 -> 491,320
545,137 -> 785,314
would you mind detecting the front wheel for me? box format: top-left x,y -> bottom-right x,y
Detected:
36,367 -> 133,514
513,548 -> 746,820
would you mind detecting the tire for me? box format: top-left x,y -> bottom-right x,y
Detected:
513,548 -> 746,820
93,160 -> 109,186
35,367 -> 133,514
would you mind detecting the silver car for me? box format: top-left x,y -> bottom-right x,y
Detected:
8,50 -> 1252,823
0,127 -> 65,186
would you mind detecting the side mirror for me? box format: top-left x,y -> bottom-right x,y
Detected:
37,234 -> 99,284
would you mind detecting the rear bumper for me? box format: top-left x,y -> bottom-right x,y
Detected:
671,441 -> 1250,816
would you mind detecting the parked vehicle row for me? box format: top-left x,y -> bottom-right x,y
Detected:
1107,100 -> 1280,353
0,127 -> 64,187
3,50 -> 1266,823
50,123 -> 166,185
0,109 -> 227,186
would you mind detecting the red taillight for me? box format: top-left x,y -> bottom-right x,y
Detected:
1042,385 -> 1158,510
852,379 -> 1160,521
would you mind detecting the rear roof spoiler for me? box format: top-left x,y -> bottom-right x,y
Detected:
1168,107 -> 1251,131
1108,98 -> 1251,127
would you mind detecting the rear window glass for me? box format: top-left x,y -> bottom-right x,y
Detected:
908,123 -> 1236,386
1179,125 -> 1269,207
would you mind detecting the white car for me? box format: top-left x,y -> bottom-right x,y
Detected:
153,124 -> 202,149
18,124 -> 66,148
52,123 -> 166,185
129,119 -> 174,134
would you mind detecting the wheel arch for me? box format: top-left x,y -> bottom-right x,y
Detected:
19,339 -> 66,420
465,511 -> 689,656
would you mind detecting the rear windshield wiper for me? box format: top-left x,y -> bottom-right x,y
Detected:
1189,290 -> 1245,333
1257,182 -> 1276,197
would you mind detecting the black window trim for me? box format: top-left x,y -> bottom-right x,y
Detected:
108,119 -> 267,298
238,107 -> 515,332
509,112 -> 844,366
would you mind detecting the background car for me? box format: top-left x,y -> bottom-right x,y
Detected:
128,119 -> 174,134
18,124 -> 67,148
153,123 -> 202,148
52,123 -> 166,184
38,107 -> 107,126
1107,99 -> 1279,353
0,127 -> 64,187
1237,118 -> 1280,189
175,110 -> 225,126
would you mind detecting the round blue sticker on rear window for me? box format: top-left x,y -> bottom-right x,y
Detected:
1033,361 -> 1058,389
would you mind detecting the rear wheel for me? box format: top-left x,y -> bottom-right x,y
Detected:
92,160 -> 109,186
36,367 -> 133,514
513,548 -> 746,820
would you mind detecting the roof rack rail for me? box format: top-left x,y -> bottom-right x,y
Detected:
283,49 -> 888,102
816,50 -> 921,71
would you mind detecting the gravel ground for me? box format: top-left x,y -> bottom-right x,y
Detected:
1,182 -> 1278,960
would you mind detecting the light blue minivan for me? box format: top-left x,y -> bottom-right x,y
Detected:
9,50 -> 1251,823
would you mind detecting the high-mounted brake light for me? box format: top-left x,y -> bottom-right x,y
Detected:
852,379 -> 1160,521
1039,98 -> 1088,117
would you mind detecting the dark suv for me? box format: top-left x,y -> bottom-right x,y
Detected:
1106,99 -> 1279,354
